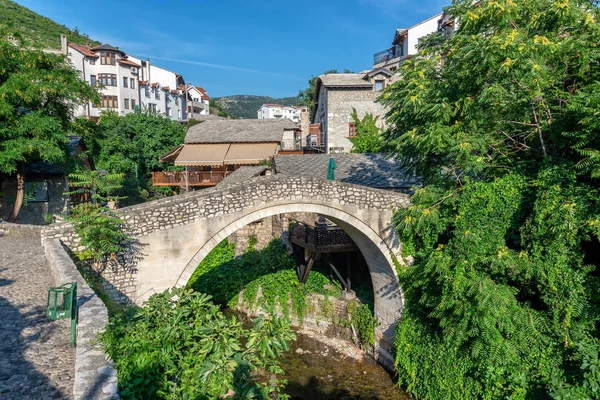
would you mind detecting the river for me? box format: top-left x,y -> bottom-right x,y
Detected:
278,329 -> 411,399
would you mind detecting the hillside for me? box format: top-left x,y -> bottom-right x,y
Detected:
0,0 -> 99,49
215,95 -> 300,119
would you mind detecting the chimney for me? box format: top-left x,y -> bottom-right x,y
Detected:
60,34 -> 67,54
146,58 -> 151,82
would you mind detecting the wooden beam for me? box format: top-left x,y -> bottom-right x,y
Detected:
301,252 -> 316,283
329,262 -> 350,291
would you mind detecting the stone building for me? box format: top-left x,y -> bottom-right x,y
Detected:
312,69 -> 399,153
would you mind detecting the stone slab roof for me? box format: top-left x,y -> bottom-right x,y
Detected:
216,166 -> 268,188
185,119 -> 298,144
273,153 -> 418,190
318,74 -> 372,88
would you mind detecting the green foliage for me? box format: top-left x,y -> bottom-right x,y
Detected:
65,169 -> 125,205
383,0 -> 600,398
82,111 -> 186,205
101,288 -> 295,399
67,203 -> 127,272
0,37 -> 99,175
349,108 -> 387,153
0,0 -> 100,49
188,238 -> 342,321
347,301 -> 376,347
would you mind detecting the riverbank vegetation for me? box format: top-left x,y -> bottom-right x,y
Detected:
383,0 -> 600,398
102,288 -> 295,399
188,238 -> 342,321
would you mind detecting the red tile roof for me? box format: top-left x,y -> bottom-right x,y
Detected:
151,82 -> 159,88
69,43 -> 98,58
195,86 -> 210,99
140,80 -> 149,85
170,90 -> 178,94
162,86 -> 170,91
118,58 -> 141,68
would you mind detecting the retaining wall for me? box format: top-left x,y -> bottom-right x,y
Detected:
43,239 -> 119,400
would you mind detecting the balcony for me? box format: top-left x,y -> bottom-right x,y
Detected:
191,101 -> 207,110
151,170 -> 232,187
373,45 -> 403,67
290,221 -> 357,253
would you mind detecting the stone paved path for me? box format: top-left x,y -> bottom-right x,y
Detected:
0,237 -> 75,399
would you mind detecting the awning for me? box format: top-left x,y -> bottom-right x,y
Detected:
174,144 -> 230,166
223,143 -> 278,165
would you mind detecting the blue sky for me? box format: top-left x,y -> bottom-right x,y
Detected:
16,0 -> 448,98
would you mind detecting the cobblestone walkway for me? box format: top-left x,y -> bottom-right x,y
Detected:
0,237 -> 75,399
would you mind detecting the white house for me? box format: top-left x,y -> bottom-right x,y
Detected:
66,40 -> 141,118
257,104 -> 301,125
47,35 -> 198,122
373,13 -> 442,71
186,85 -> 210,118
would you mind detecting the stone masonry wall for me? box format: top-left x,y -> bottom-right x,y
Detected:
42,176 -> 408,245
43,239 -> 118,400
326,88 -> 386,153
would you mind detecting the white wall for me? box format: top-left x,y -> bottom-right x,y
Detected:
258,105 -> 300,123
406,13 -> 441,56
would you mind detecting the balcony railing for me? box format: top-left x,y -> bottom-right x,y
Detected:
290,221 -> 356,252
373,45 -> 403,65
151,170 -> 232,187
191,101 -> 207,110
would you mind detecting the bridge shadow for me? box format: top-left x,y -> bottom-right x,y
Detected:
0,280 -> 70,399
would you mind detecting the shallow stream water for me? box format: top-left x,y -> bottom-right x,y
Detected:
279,330 -> 411,400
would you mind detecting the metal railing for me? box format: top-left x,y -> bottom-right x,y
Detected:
373,45 -> 403,65
290,221 -> 354,249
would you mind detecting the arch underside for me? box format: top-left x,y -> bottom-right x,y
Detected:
173,202 -> 404,354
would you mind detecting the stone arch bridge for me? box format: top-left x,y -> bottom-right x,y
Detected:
43,175 -> 410,361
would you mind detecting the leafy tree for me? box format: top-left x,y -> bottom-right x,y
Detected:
65,169 -> 125,206
0,35 -> 99,221
86,111 -> 185,205
349,108 -> 386,153
381,0 -> 600,398
102,288 -> 295,399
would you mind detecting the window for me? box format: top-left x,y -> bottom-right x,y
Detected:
124,98 -> 129,109
90,75 -> 96,85
375,80 -> 385,91
178,109 -> 181,119
130,78 -> 135,89
89,59 -> 95,65
155,89 -> 160,100
123,77 -> 128,88
166,107 -> 171,117
101,95 -> 118,108
131,99 -> 136,110
348,122 -> 358,137
174,96 -> 179,106
24,181 -> 49,202
145,86 -> 150,97
148,103 -> 157,113
193,97 -> 199,103
100,52 -> 116,65
99,74 -> 117,86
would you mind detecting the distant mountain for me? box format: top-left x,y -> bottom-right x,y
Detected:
0,0 -> 99,49
214,95 -> 300,119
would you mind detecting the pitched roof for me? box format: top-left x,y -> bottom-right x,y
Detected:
185,119 -> 298,144
91,44 -> 126,55
140,80 -> 149,85
274,153 -> 418,190
318,74 -> 372,88
216,166 -> 268,188
364,67 -> 394,79
118,58 -> 141,68
151,82 -> 159,88
195,86 -> 210,99
69,43 -> 97,58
